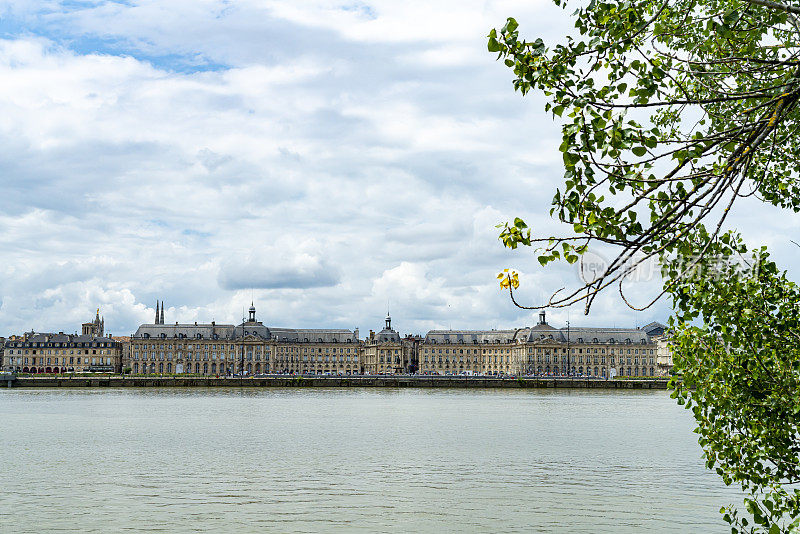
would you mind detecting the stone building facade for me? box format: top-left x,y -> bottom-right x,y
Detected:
3,334 -> 122,374
361,315 -> 412,374
418,312 -> 662,377
3,310 -> 122,373
419,328 -> 523,376
1,301 -> 665,378
125,303 -> 362,375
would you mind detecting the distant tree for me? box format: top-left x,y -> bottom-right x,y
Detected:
488,1 -> 800,531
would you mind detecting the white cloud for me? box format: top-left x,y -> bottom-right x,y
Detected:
1,0 -> 783,338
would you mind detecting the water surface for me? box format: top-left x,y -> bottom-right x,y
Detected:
0,388 -> 742,533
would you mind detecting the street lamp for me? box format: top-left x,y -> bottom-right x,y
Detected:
240,314 -> 245,379
566,320 -> 571,378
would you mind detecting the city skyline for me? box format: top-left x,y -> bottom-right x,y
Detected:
3,303 -> 667,378
3,299 -> 666,339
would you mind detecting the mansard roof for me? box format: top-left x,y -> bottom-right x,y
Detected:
642,321 -> 667,336
421,324 -> 656,345
5,332 -> 118,347
234,323 -> 270,339
424,329 -> 527,344
130,321 -> 359,343
268,328 -> 359,343
527,326 -> 654,344
132,323 -> 236,340
375,327 -> 401,343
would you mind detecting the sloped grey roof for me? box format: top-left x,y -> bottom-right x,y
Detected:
130,322 -> 359,343
132,323 -> 236,340
527,326 -> 653,344
375,327 -> 401,343
424,329 -> 527,344
422,325 -> 655,345
5,332 -> 118,347
642,321 -> 667,336
268,328 -> 359,343
234,323 -> 270,339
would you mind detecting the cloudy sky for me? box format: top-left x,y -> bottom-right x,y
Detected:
0,0 -> 796,337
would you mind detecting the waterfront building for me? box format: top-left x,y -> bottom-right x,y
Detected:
2,310 -> 123,373
418,312 -> 662,377
403,334 -> 423,374
419,328 -> 524,376
112,336 -> 132,372
521,312 -> 659,377
2,300 -> 664,378
362,314 -> 412,374
125,302 -> 362,375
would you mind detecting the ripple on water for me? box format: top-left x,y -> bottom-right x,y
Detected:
0,388 -> 741,533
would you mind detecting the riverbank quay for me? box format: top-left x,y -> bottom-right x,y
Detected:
2,374 -> 671,389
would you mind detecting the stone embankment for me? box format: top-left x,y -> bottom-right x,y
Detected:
4,375 -> 671,389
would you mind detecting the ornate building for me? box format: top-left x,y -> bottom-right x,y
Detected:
520,312 -> 659,378
125,303 -> 362,375
1,301 -> 665,378
2,310 -> 122,373
362,314 -> 412,374
418,311 -> 663,377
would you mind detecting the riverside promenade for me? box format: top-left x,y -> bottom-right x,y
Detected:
3,375 -> 671,389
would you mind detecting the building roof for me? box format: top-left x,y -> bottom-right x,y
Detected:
132,323 -> 236,340
423,323 -> 657,345
131,321 -> 359,343
269,328 -> 359,343
526,326 -> 653,344
4,332 -> 118,347
642,321 -> 667,336
375,327 -> 401,343
424,329 -> 528,344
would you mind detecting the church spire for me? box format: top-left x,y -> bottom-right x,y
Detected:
160,301 -> 165,325
155,301 -> 159,324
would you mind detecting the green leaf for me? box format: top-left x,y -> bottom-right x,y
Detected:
503,17 -> 518,33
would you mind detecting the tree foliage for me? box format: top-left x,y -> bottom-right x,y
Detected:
671,238 -> 800,532
490,0 -> 800,312
489,0 -> 800,531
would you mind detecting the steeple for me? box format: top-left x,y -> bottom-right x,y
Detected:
248,301 -> 256,323
155,301 -> 159,324
160,301 -> 165,325
385,313 -> 392,330
82,308 -> 105,337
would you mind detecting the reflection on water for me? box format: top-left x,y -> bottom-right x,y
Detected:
0,388 -> 742,533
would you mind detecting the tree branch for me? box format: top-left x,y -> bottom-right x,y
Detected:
748,0 -> 800,16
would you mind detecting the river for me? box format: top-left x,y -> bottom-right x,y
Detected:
0,388 -> 743,533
